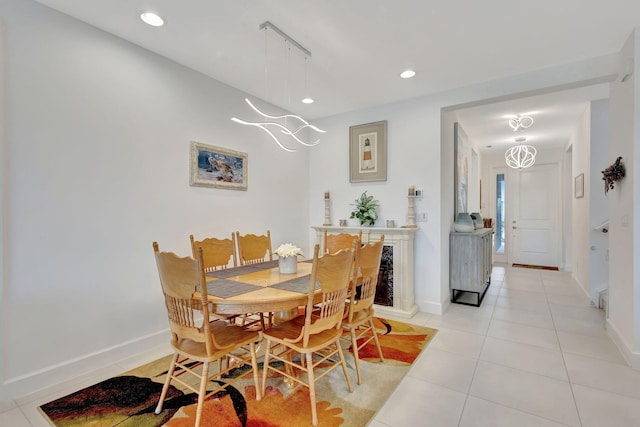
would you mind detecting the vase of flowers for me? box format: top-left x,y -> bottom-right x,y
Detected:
350,191 -> 379,226
274,243 -> 303,274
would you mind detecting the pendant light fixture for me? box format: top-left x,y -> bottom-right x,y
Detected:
508,114 -> 534,131
505,137 -> 537,169
231,21 -> 324,152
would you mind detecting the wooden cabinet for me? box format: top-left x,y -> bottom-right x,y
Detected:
450,228 -> 492,306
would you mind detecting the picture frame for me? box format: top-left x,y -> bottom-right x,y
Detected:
575,173 -> 584,198
349,120 -> 387,182
454,122 -> 470,217
189,141 -> 248,190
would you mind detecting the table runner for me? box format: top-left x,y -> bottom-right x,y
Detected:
270,274 -> 317,294
200,279 -> 262,298
205,260 -> 279,279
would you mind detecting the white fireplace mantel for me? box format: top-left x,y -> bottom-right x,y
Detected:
312,225 -> 419,319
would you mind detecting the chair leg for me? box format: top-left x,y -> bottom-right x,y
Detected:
261,339 -> 272,396
155,352 -> 178,414
194,361 -> 210,427
349,326 -> 363,385
250,342 -> 262,400
370,318 -> 385,363
306,352 -> 318,426
336,340 -> 354,393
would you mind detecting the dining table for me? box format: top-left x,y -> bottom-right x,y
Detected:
197,259 -> 318,322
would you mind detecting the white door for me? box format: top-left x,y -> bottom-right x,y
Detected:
509,163 -> 561,267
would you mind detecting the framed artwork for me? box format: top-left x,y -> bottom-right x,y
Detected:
189,141 -> 248,190
575,173 -> 584,198
349,120 -> 387,182
454,122 -> 470,217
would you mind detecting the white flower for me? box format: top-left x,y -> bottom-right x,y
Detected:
274,243 -> 303,258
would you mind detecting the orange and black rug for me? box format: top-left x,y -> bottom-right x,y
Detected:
39,318 -> 437,427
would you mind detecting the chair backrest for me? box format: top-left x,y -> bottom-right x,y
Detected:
324,230 -> 362,254
190,234 -> 237,272
301,244 -> 355,347
346,236 -> 385,323
153,242 -> 215,354
234,230 -> 273,265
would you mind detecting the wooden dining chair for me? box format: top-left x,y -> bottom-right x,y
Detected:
261,244 -> 355,426
190,233 -> 240,324
234,230 -> 273,265
323,230 -> 362,254
234,230 -> 274,329
152,242 -> 261,427
190,233 -> 237,272
343,236 -> 385,385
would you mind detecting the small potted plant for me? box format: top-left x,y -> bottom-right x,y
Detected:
273,243 -> 303,274
350,191 -> 379,226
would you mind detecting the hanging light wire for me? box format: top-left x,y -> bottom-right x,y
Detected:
302,56 -> 314,103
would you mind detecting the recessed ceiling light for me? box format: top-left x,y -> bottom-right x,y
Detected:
400,70 -> 416,79
301,97 -> 314,104
140,12 -> 164,27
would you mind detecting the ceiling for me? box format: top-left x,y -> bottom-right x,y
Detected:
33,0 -> 640,152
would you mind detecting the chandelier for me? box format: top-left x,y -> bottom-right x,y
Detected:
231,21 -> 324,152
505,137 -> 537,169
508,115 -> 534,131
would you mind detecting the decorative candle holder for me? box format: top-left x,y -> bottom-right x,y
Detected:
323,191 -> 332,225
406,195 -> 418,228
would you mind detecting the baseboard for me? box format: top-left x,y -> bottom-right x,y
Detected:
606,319 -> 640,370
1,329 -> 168,401
571,273 -> 590,300
416,298 -> 446,315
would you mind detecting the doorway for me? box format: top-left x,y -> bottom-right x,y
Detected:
510,163 -> 561,268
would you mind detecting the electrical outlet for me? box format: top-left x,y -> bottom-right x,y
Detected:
417,212 -> 428,222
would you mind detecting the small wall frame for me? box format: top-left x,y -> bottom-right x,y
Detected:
190,141 -> 248,190
574,173 -> 584,198
349,120 -> 387,182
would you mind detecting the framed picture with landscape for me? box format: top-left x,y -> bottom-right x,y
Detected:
349,120 -> 387,182
189,141 -> 248,190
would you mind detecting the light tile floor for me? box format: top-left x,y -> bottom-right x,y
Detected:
371,264 -> 640,427
2,264 -> 639,426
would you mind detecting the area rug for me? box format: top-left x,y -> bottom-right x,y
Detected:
512,263 -> 559,271
39,317 -> 437,427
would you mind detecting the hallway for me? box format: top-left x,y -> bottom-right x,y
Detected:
371,264 -> 640,426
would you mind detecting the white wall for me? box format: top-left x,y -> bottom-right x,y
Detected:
589,99 -> 610,303
571,106 -> 592,295
0,0 -> 311,399
608,29 -> 640,368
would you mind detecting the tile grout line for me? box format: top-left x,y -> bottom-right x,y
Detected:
543,274 -> 584,427
455,275 -> 502,426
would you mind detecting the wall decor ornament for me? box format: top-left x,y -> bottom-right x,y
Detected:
189,141 -> 248,190
601,156 -> 626,194
349,121 -> 387,182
